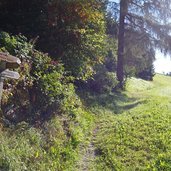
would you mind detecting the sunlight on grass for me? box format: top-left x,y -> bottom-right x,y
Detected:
90,74 -> 171,170
127,77 -> 154,92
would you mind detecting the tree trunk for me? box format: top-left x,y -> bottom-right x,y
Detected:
117,0 -> 128,88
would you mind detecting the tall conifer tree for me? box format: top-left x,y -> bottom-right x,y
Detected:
111,0 -> 171,88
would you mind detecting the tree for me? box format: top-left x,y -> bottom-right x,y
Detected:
110,0 -> 171,88
0,0 -> 108,81
124,28 -> 155,77
0,0 -> 46,37
117,0 -> 128,88
46,0 -> 108,80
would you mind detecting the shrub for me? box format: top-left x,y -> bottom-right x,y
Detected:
0,32 -> 93,170
28,50 -> 80,120
88,66 -> 118,93
0,32 -> 81,123
137,65 -> 155,81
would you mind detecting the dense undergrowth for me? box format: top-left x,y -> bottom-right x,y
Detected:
0,32 -> 94,170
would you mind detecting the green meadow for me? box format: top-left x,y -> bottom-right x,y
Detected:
78,74 -> 171,170
1,74 -> 171,170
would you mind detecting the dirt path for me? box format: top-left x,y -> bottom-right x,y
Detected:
78,126 -> 99,171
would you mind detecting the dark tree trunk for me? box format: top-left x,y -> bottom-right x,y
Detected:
117,0 -> 128,88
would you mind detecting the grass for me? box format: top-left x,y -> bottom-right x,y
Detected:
86,74 -> 171,170
1,74 -> 171,170
0,110 -> 93,171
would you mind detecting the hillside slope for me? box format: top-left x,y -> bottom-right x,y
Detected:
1,74 -> 171,170
78,74 -> 171,170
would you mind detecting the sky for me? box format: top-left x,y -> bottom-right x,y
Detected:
154,51 -> 171,74
109,0 -> 119,2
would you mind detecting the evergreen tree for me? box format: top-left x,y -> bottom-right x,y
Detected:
110,0 -> 171,88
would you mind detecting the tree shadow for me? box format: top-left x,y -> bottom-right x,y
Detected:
79,91 -> 145,114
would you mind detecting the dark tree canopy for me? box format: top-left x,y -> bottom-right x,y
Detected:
0,0 -> 108,80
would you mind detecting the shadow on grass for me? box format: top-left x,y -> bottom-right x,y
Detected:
78,91 -> 145,114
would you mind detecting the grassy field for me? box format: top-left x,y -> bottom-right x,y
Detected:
1,74 -> 171,170
78,74 -> 171,170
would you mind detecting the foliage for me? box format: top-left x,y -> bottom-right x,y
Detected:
109,0 -> 171,87
0,0 -> 46,38
82,32 -> 118,93
0,0 -> 108,80
166,72 -> 171,76
137,65 -> 155,81
0,31 -> 94,170
87,66 -> 118,93
46,0 -> 108,80
0,32 -> 84,123
1,1 -> 171,170
28,50 -> 82,121
124,30 -> 156,78
105,9 -> 156,81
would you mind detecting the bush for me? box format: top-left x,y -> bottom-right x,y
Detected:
28,50 -> 82,121
0,32 -> 94,170
88,66 -> 118,93
0,32 -> 82,123
137,65 -> 155,81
